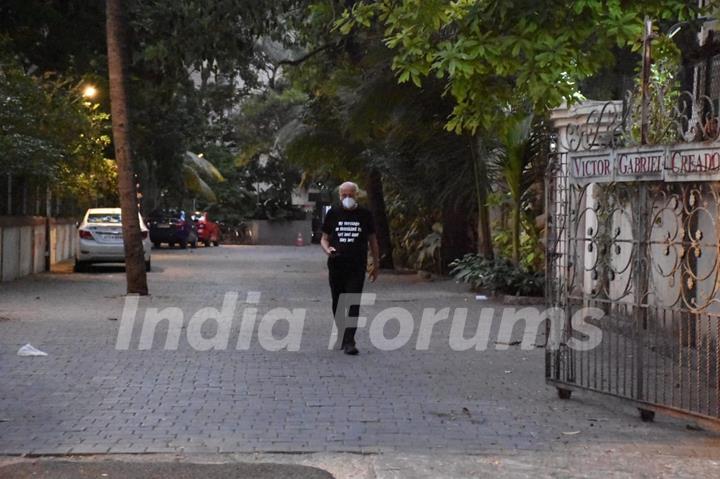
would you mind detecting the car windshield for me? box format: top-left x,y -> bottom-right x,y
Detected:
87,213 -> 121,224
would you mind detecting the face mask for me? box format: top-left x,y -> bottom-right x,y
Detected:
341,197 -> 357,209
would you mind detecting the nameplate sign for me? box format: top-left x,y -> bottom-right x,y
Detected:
568,143 -> 720,184
568,151 -> 614,184
666,144 -> 720,182
614,147 -> 664,182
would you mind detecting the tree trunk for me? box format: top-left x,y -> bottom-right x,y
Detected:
107,0 -> 148,295
441,199 -> 473,273
471,133 -> 494,259
365,167 -> 394,269
511,201 -> 521,266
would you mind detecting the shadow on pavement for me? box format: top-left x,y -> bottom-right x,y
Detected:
0,461 -> 334,479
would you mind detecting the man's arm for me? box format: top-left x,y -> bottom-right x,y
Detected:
368,233 -> 380,282
321,233 -> 335,256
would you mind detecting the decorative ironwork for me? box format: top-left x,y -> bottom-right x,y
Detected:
559,90 -> 720,153
562,181 -> 720,313
546,87 -> 720,425
545,55 -> 720,425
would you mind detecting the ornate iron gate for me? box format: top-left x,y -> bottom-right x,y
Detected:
546,93 -> 720,426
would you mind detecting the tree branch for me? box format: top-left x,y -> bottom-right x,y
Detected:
277,43 -> 335,67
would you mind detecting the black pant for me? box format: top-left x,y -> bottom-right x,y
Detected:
328,258 -> 366,347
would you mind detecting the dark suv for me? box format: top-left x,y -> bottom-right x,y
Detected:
147,209 -> 198,248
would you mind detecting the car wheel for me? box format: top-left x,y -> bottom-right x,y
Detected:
213,240 -> 220,246
74,260 -> 88,273
145,259 -> 152,272
204,240 -> 211,247
153,242 -> 161,249
179,241 -> 187,249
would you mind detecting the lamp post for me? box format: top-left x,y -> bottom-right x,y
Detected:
641,17 -> 653,145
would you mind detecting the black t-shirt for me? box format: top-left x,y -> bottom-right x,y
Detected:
321,206 -> 375,265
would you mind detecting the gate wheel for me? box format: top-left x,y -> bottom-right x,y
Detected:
638,408 -> 655,422
557,388 -> 572,400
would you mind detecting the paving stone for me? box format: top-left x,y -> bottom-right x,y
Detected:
0,246 -> 719,458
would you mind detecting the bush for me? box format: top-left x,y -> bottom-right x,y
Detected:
449,254 -> 544,297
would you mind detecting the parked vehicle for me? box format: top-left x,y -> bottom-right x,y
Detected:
191,211 -> 221,247
75,208 -> 152,272
147,209 -> 198,248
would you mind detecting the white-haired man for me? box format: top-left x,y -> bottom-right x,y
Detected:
320,181 -> 380,355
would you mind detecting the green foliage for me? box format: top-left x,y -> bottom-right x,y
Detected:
385,187 -> 447,272
490,216 -> 544,272
202,145 -> 255,225
185,152 -> 224,183
181,151 -> 224,203
279,2 -> 410,184
492,114 -> 548,265
0,1 -> 107,75
128,0 -> 295,83
243,155 -> 304,221
629,34 -> 682,145
416,223 -> 443,273
1,0 -> 313,217
222,88 -> 306,221
204,148 -> 303,223
201,89 -> 306,223
282,1 -> 482,261
182,166 -> 217,203
449,254 -> 544,297
281,83 -> 370,182
0,41 -> 115,206
340,0 -> 697,133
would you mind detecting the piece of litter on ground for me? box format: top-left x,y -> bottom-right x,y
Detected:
562,431 -> 581,435
107,317 -> 118,321
504,370 -> 512,374
0,418 -> 9,423
17,344 -> 48,357
475,295 -> 488,301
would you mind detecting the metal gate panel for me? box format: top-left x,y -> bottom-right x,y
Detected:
546,92 -> 720,426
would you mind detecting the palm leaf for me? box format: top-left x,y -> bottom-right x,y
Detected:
184,151 -> 224,182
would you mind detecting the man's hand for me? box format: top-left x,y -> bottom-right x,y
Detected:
368,234 -> 380,282
368,262 -> 379,282
321,233 -> 335,256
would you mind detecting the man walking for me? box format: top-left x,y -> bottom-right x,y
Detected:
321,181 -> 379,355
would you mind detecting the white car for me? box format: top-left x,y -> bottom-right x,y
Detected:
75,208 -> 152,272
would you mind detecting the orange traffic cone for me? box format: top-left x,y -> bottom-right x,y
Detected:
295,232 -> 305,246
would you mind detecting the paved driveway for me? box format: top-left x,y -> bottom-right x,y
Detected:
0,246 -> 719,458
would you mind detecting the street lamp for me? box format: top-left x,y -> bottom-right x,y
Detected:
82,85 -> 98,99
666,18 -> 710,39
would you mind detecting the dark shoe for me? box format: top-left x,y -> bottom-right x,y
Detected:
343,344 -> 359,355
